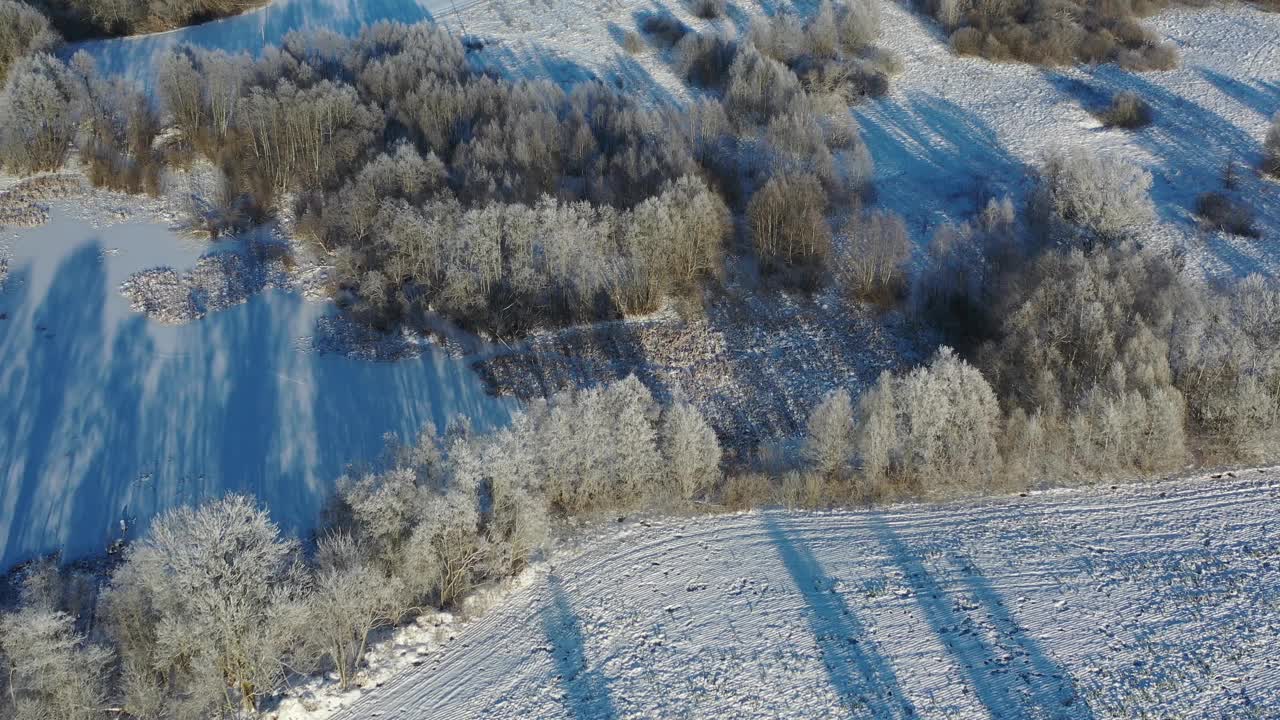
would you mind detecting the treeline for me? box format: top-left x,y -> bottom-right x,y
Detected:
802,148 -> 1280,503
0,377 -> 721,719
0,6 -> 892,335
27,0 -> 269,39
917,0 -> 1180,69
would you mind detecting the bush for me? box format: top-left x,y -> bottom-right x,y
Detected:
932,0 -> 1179,69
1030,149 -> 1155,249
804,388 -> 856,481
661,399 -> 723,501
853,348 -> 1003,496
690,0 -> 726,19
725,45 -> 805,126
0,1 -> 60,84
0,607 -> 112,720
1195,192 -> 1258,238
837,0 -> 882,50
675,31 -> 737,89
623,29 -> 643,54
1096,90 -> 1153,129
30,0 -> 270,38
639,12 -> 690,48
102,495 -> 309,715
1265,113 -> 1280,178
836,210 -> 911,303
0,54 -> 76,174
748,172 -> 832,277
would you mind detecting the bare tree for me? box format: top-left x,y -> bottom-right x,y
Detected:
748,172 -> 832,274
837,210 -> 911,302
304,533 -> 404,690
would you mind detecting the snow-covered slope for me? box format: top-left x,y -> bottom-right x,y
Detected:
321,470 -> 1280,719
75,0 -> 1280,279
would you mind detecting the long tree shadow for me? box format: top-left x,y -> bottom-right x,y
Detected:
764,512 -> 916,718
542,574 -> 618,720
1042,66 -> 1278,276
855,91 -> 1028,243
869,513 -> 1094,719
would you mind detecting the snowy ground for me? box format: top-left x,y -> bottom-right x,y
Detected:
303,469 -> 1280,720
0,204 -> 514,568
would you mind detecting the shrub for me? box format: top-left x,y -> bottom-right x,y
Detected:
1265,113 -> 1280,178
0,54 -> 77,174
661,399 -> 723,501
690,0 -> 726,19
836,210 -> 911,303
804,388 -> 856,480
30,0 -> 271,38
854,348 -> 1003,496
1195,192 -> 1259,237
639,12 -> 690,48
837,0 -> 882,50
675,31 -> 737,89
1096,90 -> 1153,129
1030,149 -> 1155,249
978,244 -> 1190,479
103,495 -> 309,715
748,172 -> 832,276
0,0 -> 60,84
932,0 -> 1180,69
623,29 -> 643,54
0,607 -> 112,720
725,45 -> 805,126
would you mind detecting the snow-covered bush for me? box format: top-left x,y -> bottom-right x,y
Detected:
725,45 -> 806,126
638,12 -> 690,48
855,348 -> 1003,495
929,0 -> 1179,69
1030,149 -> 1155,249
1195,192 -> 1258,237
1096,90 -> 1153,129
0,54 -> 77,174
690,0 -> 726,19
1172,274 -> 1280,463
837,210 -> 911,303
0,1 -> 59,84
748,172 -> 832,278
0,607 -> 112,720
1264,113 -> 1280,178
912,196 -> 1019,339
804,388 -> 856,481
675,31 -> 737,89
35,0 -> 270,37
303,533 -> 404,690
661,398 -> 723,501
101,495 -> 308,715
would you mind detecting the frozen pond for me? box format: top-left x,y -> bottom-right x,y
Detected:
0,210 -> 515,568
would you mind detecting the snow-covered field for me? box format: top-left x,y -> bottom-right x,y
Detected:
0,205 -> 514,568
310,470 -> 1280,720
